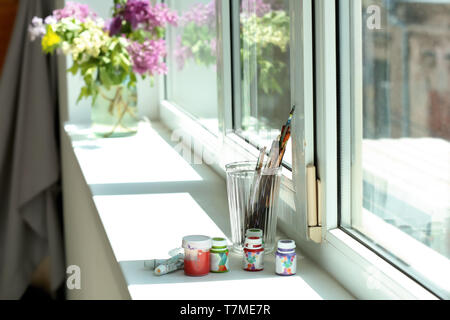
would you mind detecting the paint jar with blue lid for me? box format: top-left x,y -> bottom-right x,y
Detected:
275,240 -> 297,276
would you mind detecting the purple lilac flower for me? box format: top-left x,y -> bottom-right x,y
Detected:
107,16 -> 124,35
180,1 -> 216,28
175,1 -> 217,70
123,0 -> 150,29
150,3 -> 178,28
127,39 -> 168,75
28,17 -> 46,41
53,2 -> 97,22
241,0 -> 272,18
174,35 -> 193,70
110,0 -> 178,35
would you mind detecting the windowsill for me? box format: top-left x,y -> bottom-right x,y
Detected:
64,120 -> 354,300
324,228 -> 440,300
345,209 -> 450,297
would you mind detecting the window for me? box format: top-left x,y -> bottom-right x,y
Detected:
166,0 -> 219,134
340,0 -> 450,298
162,0 -> 448,298
165,0 -> 293,166
232,0 -> 292,166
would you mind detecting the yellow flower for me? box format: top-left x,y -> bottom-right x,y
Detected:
42,27 -> 61,53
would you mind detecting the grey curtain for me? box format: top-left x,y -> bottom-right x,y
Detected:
0,0 -> 65,299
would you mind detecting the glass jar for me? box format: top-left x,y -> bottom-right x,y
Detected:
210,238 -> 230,273
91,81 -> 139,138
182,235 -> 212,277
243,237 -> 264,272
275,240 -> 297,276
226,162 -> 282,254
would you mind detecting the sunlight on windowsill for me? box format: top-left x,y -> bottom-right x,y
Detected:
65,122 -> 203,186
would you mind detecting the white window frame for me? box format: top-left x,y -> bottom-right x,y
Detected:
335,0 -> 448,299
305,0 -> 440,300
158,0 -> 441,299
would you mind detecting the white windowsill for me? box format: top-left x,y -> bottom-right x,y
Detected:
324,228 -> 440,300
347,209 -> 450,296
64,120 -> 354,300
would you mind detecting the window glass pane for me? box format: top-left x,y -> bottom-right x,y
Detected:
236,0 -> 292,164
166,0 -> 219,134
345,0 -> 450,298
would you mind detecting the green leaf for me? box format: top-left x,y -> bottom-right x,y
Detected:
99,67 -> 112,88
77,86 -> 88,103
68,63 -> 79,75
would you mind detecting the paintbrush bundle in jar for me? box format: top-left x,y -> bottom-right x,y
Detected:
245,106 -> 295,238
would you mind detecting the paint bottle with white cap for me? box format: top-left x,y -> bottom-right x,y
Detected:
243,236 -> 264,272
210,237 -> 230,273
275,239 -> 297,276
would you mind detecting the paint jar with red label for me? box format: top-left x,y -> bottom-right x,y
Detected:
243,237 -> 264,272
182,235 -> 212,277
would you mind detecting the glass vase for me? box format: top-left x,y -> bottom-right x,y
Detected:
91,82 -> 139,138
226,162 -> 282,254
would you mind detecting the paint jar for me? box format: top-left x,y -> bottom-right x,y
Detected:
246,229 -> 265,248
246,229 -> 263,238
275,240 -> 297,276
243,237 -> 264,272
210,238 -> 230,273
182,235 -> 212,277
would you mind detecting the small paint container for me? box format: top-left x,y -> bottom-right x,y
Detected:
246,228 -> 263,238
246,229 -> 265,248
210,238 -> 229,273
275,240 -> 297,276
182,235 -> 212,277
243,237 -> 264,272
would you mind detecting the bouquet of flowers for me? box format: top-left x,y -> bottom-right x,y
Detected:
29,1 -> 177,102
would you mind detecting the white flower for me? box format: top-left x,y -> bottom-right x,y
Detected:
28,16 -> 46,41
95,17 -> 105,28
44,15 -> 57,25
71,25 -> 109,61
61,41 -> 71,55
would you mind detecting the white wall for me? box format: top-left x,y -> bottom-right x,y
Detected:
61,132 -> 130,299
